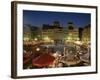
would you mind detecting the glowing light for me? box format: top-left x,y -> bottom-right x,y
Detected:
36,47 -> 40,51
75,41 -> 82,45
79,52 -> 82,55
53,53 -> 58,57
43,36 -> 50,41
24,37 -> 30,41
67,37 -> 71,40
34,38 -> 38,41
51,40 -> 54,42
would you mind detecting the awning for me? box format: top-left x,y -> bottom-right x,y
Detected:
32,53 -> 55,67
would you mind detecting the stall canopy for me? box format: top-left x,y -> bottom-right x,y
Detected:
32,53 -> 55,67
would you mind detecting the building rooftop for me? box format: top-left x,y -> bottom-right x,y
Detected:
42,24 -> 62,30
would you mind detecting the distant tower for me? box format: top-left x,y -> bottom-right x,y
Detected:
53,21 -> 60,27
66,22 -> 79,41
67,22 -> 74,30
78,28 -> 83,41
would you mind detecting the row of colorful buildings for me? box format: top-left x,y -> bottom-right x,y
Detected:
23,21 -> 90,44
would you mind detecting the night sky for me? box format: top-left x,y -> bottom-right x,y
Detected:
23,10 -> 91,28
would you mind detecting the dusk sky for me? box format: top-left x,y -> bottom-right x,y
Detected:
23,10 -> 90,28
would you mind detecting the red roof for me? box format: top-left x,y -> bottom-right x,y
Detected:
32,53 -> 55,67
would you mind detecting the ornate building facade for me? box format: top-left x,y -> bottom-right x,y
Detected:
65,22 -> 79,42
41,21 -> 64,44
23,21 -> 90,44
82,24 -> 91,43
23,24 -> 32,41
41,21 -> 79,44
